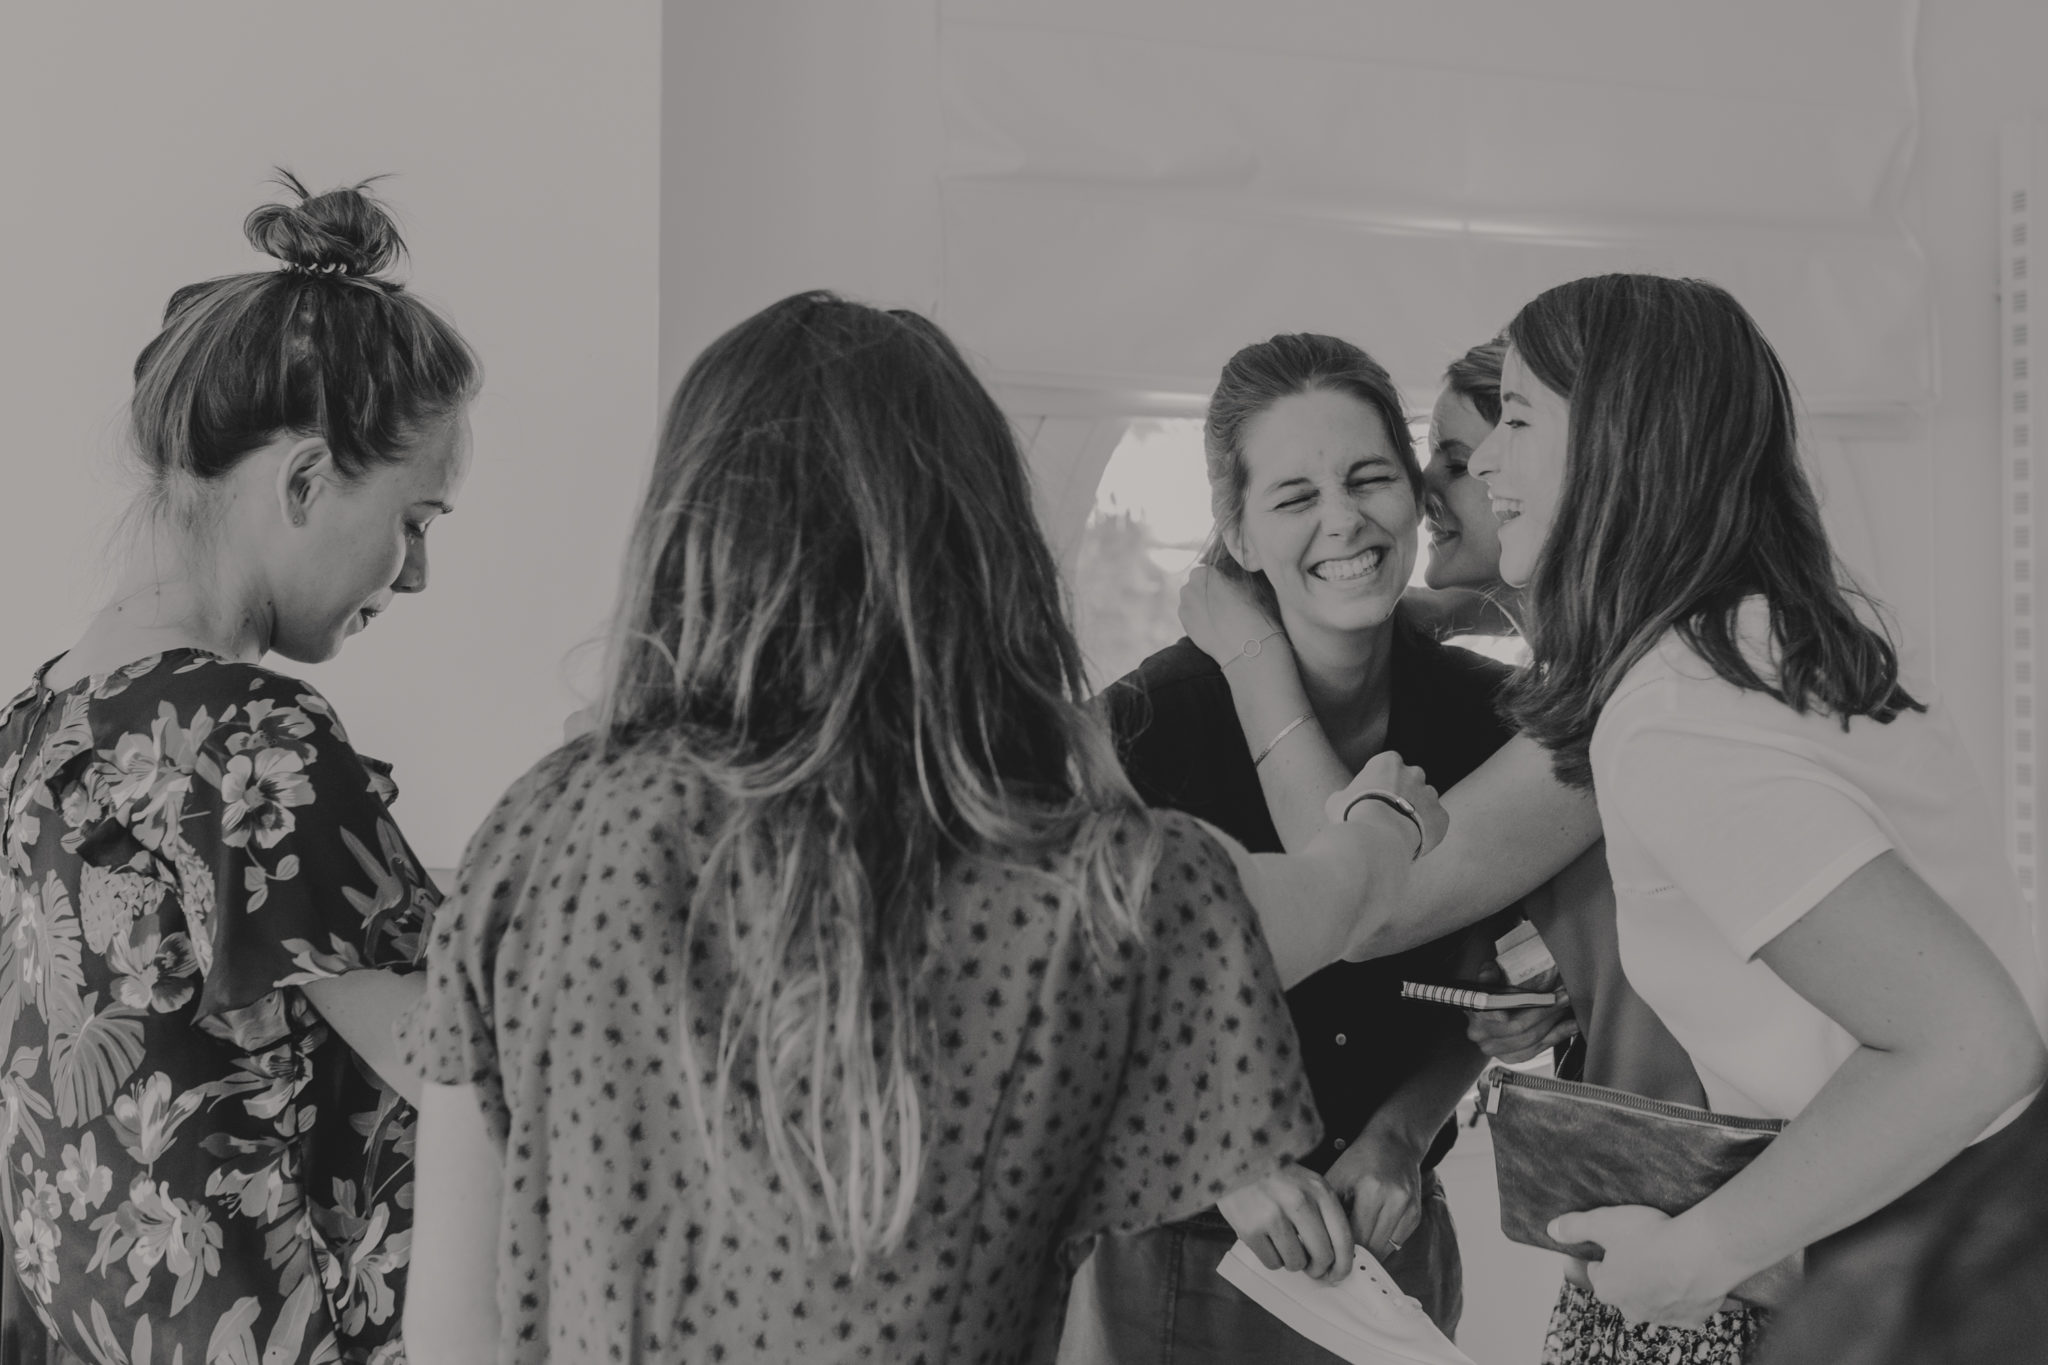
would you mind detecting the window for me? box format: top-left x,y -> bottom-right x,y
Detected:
1071,419 -> 1211,692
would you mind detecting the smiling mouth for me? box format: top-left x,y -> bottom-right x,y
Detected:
1309,547 -> 1388,582
1491,498 -> 1522,526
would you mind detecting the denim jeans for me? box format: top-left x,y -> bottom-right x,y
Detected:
1057,1169 -> 1462,1364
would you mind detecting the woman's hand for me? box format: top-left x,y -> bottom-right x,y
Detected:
1465,999 -> 1578,1065
1179,563 -> 1281,666
1548,1206 -> 1743,1328
1460,963 -> 1577,1064
1323,1131 -> 1424,1266
1218,1163 -> 1356,1283
1325,752 -> 1448,859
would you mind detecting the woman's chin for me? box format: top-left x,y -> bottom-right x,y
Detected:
271,626 -> 350,666
1285,585 -> 1401,639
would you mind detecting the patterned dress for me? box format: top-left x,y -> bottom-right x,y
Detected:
401,738 -> 1320,1365
0,650 -> 436,1365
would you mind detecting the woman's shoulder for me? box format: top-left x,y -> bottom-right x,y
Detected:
1100,638 -> 1232,740
1598,604 -> 1920,753
1104,638 -> 1224,701
465,733 -> 718,869
74,649 -> 349,735
1394,613 -> 1516,696
1138,810 -> 1262,932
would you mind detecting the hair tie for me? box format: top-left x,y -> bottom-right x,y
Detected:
281,261 -> 351,276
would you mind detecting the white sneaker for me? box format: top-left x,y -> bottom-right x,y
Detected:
1214,1242 -> 1477,1365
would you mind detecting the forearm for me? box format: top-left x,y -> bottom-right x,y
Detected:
1676,1038 -> 2045,1284
1228,810 -> 1425,988
302,969 -> 426,1103
1356,1018 -> 1489,1158
1219,647 -> 1349,851
1347,736 -> 1603,960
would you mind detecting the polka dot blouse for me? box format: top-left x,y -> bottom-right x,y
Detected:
401,739 -> 1319,1364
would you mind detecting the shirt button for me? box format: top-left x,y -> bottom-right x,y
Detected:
1333,1137 -> 1348,1151
1334,1033 -> 1348,1046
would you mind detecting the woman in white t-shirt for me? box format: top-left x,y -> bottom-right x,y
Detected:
1459,272 -> 2048,1332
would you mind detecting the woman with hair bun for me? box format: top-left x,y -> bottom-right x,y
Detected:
0,173 -> 479,1364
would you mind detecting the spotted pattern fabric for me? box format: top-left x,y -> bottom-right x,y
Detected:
1540,1280 -> 1770,1364
402,739 -> 1319,1365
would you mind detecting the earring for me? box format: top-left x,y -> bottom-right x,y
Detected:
288,508 -> 306,527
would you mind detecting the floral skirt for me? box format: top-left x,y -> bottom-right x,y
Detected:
1539,1280 -> 1769,1365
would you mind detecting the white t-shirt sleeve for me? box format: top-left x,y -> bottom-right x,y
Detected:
1600,714 -> 1895,960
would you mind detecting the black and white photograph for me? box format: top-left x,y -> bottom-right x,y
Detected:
2,4 -> 2045,1363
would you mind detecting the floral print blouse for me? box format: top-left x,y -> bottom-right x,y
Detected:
0,649 -> 437,1365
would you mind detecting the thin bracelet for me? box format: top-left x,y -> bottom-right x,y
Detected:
1251,710 -> 1315,766
1341,789 -> 1426,860
1223,629 -> 1288,669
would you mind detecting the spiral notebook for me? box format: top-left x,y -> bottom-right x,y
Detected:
1400,980 -> 1561,1011
1215,1242 -> 1477,1365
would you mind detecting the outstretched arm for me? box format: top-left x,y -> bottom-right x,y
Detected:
1180,567 -> 1602,960
1339,736 -> 1603,959
1196,751 -> 1449,989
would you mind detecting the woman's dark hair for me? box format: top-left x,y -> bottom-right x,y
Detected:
599,291 -> 1160,1266
130,170 -> 480,527
1498,274 -> 1921,788
1442,337 -> 1507,427
1198,332 -> 1419,618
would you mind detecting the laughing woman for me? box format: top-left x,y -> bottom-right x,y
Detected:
1404,338 -> 1524,642
0,177 -> 478,1364
1062,333 -> 1535,1363
1471,275 -> 2047,1355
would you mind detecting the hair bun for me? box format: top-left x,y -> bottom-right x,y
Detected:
244,169 -> 407,280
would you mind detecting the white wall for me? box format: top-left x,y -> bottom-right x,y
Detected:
1914,0 -> 2048,849
659,0 -> 943,400
0,2 -> 663,868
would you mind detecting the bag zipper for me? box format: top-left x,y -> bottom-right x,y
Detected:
1480,1065 -> 1786,1133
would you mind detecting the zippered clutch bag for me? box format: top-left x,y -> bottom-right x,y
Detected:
1476,1066 -> 1803,1307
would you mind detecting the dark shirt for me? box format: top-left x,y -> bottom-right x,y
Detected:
1102,613 -> 1515,1171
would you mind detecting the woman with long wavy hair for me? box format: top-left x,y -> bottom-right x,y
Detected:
399,292 -> 1445,1365
1468,274 -> 2045,1352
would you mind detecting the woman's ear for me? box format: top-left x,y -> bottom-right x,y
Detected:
276,436 -> 336,528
